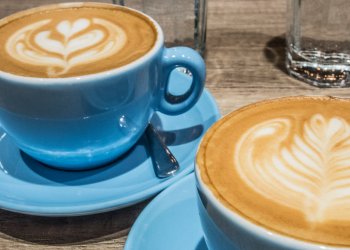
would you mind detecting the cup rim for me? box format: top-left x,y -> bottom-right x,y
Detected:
195,95 -> 350,250
0,2 -> 164,85
195,166 -> 349,250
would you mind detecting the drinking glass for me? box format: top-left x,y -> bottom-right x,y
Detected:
286,0 -> 350,87
114,0 -> 207,55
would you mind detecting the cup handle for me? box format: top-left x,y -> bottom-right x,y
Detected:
158,47 -> 205,115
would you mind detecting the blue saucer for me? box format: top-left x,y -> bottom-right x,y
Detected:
0,71 -> 220,216
125,174 -> 207,250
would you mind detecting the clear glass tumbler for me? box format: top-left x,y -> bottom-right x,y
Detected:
286,0 -> 350,87
114,0 -> 207,56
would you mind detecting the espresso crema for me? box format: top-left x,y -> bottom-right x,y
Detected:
197,96 -> 350,247
0,3 -> 157,78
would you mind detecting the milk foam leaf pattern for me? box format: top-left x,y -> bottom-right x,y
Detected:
235,114 -> 350,223
6,18 -> 127,77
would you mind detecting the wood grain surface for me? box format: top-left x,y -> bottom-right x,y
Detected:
0,0 -> 349,249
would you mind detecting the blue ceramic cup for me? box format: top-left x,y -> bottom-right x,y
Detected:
195,160 -> 343,250
0,3 -> 205,170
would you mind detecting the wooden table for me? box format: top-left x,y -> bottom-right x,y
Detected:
0,0 -> 349,249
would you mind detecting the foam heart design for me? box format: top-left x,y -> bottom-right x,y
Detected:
34,28 -> 104,56
56,18 -> 91,39
6,18 -> 127,77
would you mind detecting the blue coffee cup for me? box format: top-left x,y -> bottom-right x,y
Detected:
195,109 -> 346,250
0,3 -> 205,170
196,165 -> 348,250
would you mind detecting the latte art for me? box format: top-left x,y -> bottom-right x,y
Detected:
0,3 -> 156,77
197,96 -> 350,246
236,114 -> 350,223
6,18 -> 127,77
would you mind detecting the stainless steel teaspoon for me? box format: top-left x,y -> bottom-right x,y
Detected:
146,123 -> 179,178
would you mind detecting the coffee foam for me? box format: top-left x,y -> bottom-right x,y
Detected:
197,96 -> 350,247
0,3 -> 156,78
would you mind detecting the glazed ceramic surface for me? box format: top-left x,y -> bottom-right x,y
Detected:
0,72 -> 219,216
196,158 -> 345,250
125,174 -> 208,250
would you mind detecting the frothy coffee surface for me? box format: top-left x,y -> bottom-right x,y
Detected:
0,3 -> 156,78
197,96 -> 350,246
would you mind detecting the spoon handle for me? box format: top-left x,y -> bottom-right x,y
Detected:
146,123 -> 179,178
